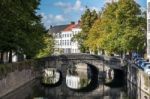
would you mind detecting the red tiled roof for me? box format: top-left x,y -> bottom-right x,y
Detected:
63,24 -> 76,31
63,22 -> 80,32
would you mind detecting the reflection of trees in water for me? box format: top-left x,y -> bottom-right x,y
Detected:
67,69 -> 78,76
66,63 -> 92,89
79,78 -> 90,88
42,68 -> 60,85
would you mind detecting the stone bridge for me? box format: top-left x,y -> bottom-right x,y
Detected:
37,53 -> 124,79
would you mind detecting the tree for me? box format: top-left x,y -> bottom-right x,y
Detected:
86,0 -> 146,56
86,2 -> 118,54
0,0 -> 48,62
73,8 -> 98,52
36,34 -> 54,58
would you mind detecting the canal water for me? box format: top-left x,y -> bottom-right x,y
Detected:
1,65 -> 150,99
1,77 -> 129,99
1,78 -> 150,99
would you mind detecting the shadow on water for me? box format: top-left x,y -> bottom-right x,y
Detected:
41,70 -> 63,88
105,69 -> 125,88
69,63 -> 100,92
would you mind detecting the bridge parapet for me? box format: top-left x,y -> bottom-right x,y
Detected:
36,54 -> 123,70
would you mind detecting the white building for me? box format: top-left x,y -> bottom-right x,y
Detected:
49,21 -> 81,54
147,0 -> 150,59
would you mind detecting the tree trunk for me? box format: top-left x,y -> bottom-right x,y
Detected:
26,55 -> 31,59
102,49 -> 105,55
0,52 -> 4,63
120,51 -> 123,58
9,50 -> 12,63
129,51 -> 132,60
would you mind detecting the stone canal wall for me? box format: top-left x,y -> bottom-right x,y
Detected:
127,60 -> 150,97
0,60 -> 38,97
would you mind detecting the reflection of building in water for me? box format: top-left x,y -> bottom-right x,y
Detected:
66,63 -> 92,89
66,76 -> 80,89
42,68 -> 60,84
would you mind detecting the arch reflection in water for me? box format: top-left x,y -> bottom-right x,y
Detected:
66,63 -> 92,89
41,68 -> 60,85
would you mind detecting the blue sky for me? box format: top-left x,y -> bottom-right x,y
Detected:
37,0 -> 146,29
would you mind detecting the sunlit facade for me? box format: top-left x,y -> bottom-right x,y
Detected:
49,21 -> 81,54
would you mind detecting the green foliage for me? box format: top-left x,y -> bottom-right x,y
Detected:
80,78 -> 88,88
36,34 -> 54,58
72,32 -> 88,52
86,0 -> 146,55
0,0 -> 48,60
74,8 -> 98,52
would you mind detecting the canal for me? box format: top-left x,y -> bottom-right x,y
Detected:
1,63 -> 150,99
1,78 -> 127,99
1,76 -> 150,99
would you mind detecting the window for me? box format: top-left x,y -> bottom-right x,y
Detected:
55,40 -> 58,45
67,40 -> 69,45
70,41 -> 71,45
60,40 -> 62,45
75,31 -> 77,34
62,40 -> 64,45
65,40 -> 66,45
58,40 -> 59,45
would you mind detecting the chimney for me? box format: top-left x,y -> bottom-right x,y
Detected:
78,20 -> 81,24
50,25 -> 53,29
70,21 -> 75,24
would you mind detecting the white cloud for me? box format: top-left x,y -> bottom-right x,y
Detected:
55,15 -> 65,22
105,0 -> 118,3
73,0 -> 84,11
90,7 -> 100,13
54,0 -> 84,13
40,13 -> 65,29
54,1 -> 71,9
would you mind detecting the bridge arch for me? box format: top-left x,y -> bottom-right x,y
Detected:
37,54 -> 125,88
